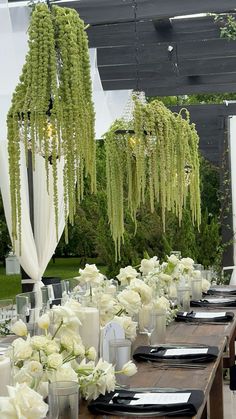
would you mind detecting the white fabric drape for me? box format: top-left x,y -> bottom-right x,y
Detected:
0,2 -> 65,295
0,2 -> 131,296
89,48 -> 131,139
229,116 -> 236,285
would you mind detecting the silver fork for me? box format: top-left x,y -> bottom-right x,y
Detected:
147,361 -> 207,369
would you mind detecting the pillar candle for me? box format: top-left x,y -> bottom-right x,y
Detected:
79,307 -> 100,354
0,355 -> 11,396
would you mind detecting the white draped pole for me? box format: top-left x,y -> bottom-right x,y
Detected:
89,48 -> 131,139
0,2 -> 66,302
0,2 -> 133,303
229,115 -> 236,285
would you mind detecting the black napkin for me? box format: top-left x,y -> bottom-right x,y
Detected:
175,310 -> 234,322
191,297 -> 236,307
132,345 -> 218,363
207,286 -> 236,295
88,388 -> 204,416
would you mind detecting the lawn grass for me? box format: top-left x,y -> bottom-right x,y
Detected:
0,257 -> 107,300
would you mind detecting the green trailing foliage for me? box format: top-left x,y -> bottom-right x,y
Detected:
7,3 -> 96,248
214,13 -> 236,40
104,98 -> 201,261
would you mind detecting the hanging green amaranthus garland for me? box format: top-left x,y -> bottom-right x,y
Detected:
104,98 -> 201,261
7,3 -> 96,248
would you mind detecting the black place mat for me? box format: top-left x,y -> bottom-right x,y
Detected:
175,310 -> 234,323
207,286 -> 236,296
191,297 -> 236,307
88,388 -> 204,417
132,345 -> 218,363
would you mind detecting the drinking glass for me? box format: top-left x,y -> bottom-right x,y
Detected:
41,287 -> 50,312
48,381 -> 79,419
0,299 -> 14,322
16,294 -> 30,322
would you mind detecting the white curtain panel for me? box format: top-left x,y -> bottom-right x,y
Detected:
229,116 -> 236,285
0,2 -> 131,298
89,48 -> 131,139
0,2 -> 65,298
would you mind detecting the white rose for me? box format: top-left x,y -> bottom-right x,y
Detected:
167,254 -> 179,265
11,320 -> 27,337
105,285 -> 117,295
192,270 -> 201,279
117,289 -> 141,315
86,346 -> 97,361
31,335 -> 49,351
52,365 -> 78,383
44,341 -> 60,355
72,343 -> 85,357
129,278 -> 153,304
47,353 -> 63,369
12,338 -> 33,361
83,359 -> 115,400
95,293 -> 117,318
202,278 -> 211,293
158,273 -> 172,284
140,256 -> 159,276
181,257 -> 194,270
37,381 -> 49,399
59,329 -> 83,353
79,264 -> 104,286
154,296 -> 170,312
51,305 -> 81,329
26,361 -> 43,378
113,315 -> 137,341
121,360 -> 137,376
7,383 -> 48,419
63,299 -> 83,317
37,314 -> 50,330
14,367 -> 33,387
116,266 -> 138,286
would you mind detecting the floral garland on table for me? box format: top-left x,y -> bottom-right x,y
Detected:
104,97 -> 201,261
0,299 -> 137,417
72,263 -> 176,330
72,258 -> 211,329
7,3 -> 96,248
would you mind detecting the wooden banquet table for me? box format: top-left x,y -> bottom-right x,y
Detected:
79,307 -> 236,419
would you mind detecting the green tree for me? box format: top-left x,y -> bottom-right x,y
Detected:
0,194 -> 11,263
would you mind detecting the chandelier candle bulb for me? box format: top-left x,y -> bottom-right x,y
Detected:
79,307 -> 100,355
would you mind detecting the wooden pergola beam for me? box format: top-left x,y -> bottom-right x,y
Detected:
57,0 -> 236,25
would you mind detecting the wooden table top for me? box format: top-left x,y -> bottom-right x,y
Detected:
79,312 -> 236,419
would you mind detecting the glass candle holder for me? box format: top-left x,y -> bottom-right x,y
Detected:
109,338 -> 131,371
150,310 -> 166,345
191,278 -> 202,300
177,286 -> 191,311
48,381 -> 79,419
